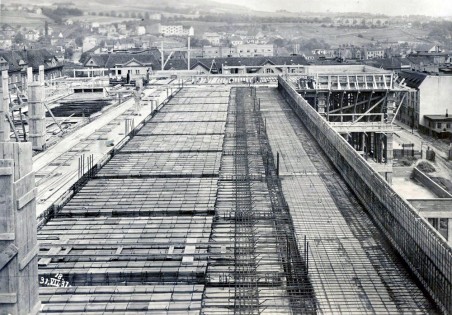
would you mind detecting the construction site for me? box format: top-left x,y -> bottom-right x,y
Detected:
1,65 -> 451,315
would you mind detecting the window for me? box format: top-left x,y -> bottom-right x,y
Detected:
447,123 -> 451,129
135,69 -> 140,74
117,70 -> 122,75
437,123 -> 442,129
266,68 -> 274,73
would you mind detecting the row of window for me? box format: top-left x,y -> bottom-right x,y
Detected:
117,69 -> 142,75
436,122 -> 451,129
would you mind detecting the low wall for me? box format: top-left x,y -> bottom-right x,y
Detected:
278,76 -> 452,314
412,167 -> 452,198
393,149 -> 421,159
393,166 -> 413,177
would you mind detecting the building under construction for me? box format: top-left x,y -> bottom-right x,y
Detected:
1,65 -> 451,314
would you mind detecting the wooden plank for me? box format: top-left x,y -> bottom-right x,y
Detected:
16,188 -> 37,210
0,159 -> 14,236
0,293 -> 17,304
0,244 -> 18,270
0,167 -> 13,175
19,245 -> 38,270
0,233 -> 15,241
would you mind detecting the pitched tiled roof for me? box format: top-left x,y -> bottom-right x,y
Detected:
190,56 -> 308,70
0,49 -> 62,72
405,55 -> 435,66
398,71 -> 428,89
81,53 -> 308,71
83,53 -> 160,68
364,57 -> 411,70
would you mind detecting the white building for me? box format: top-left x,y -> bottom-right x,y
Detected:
203,32 -> 221,46
235,44 -> 274,57
397,71 -> 452,130
365,48 -> 385,59
158,24 -> 192,37
202,44 -> 274,58
136,26 -> 146,36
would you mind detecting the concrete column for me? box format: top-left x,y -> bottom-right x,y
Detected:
0,71 -> 10,142
385,133 -> 393,165
448,219 -> 452,246
386,92 -> 396,123
0,142 -> 40,314
133,87 -> 141,114
28,81 -> 46,151
317,93 -> 326,116
448,144 -> 452,161
26,67 -> 33,91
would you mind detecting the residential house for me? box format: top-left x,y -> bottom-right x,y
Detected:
24,30 -> 40,42
136,26 -> 146,36
0,34 -> 13,49
98,26 -> 109,35
203,32 -> 221,46
235,44 -> 274,57
0,49 -> 64,93
113,38 -> 136,51
423,114 -> 452,138
230,36 -> 243,46
189,56 -> 308,75
2,24 -> 16,37
83,53 -> 159,78
117,24 -> 127,34
364,48 -> 386,59
202,44 -> 274,58
415,44 -> 443,54
82,37 -> 98,52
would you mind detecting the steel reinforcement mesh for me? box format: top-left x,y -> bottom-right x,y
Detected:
278,77 -> 448,314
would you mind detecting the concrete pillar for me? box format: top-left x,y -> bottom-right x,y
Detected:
133,87 -> 141,114
448,144 -> 452,161
26,67 -> 33,91
385,133 -> 393,165
28,80 -> 46,151
448,219 -> 452,246
0,142 -> 40,314
317,93 -> 326,116
386,92 -> 396,123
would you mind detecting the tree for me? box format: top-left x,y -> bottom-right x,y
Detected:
64,47 -> 74,60
13,33 -> 24,44
131,12 -> 137,18
144,12 -> 150,20
75,36 -> 84,47
44,21 -> 49,37
273,38 -> 285,47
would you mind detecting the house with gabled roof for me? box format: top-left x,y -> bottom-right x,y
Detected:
83,53 -> 159,78
0,49 -> 63,92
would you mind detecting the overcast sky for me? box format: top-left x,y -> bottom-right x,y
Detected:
212,0 -> 452,16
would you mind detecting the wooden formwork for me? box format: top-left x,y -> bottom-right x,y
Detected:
0,142 -> 40,314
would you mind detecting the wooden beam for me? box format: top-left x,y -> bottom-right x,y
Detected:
350,95 -> 386,125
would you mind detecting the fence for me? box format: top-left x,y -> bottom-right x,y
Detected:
278,76 -> 452,314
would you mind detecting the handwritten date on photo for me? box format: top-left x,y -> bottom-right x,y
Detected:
40,273 -> 71,288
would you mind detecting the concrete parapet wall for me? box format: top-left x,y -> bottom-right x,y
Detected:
278,76 -> 452,315
393,166 -> 413,177
412,167 -> 452,199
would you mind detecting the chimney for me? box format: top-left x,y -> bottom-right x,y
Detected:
446,109 -> 449,118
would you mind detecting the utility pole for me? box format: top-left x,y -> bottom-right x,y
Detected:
188,27 -> 194,71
